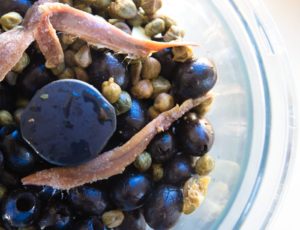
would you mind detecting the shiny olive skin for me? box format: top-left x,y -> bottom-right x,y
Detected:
68,186 -> 109,216
147,131 -> 177,163
117,99 -> 148,141
176,116 -> 214,156
111,173 -> 152,211
115,210 -> 146,230
173,58 -> 217,101
87,51 -> 129,90
0,0 -> 32,16
1,190 -> 40,228
152,48 -> 176,80
143,185 -> 183,229
17,62 -> 57,98
164,155 -> 193,186
0,83 -> 16,112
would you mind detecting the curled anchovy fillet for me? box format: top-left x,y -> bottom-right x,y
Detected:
22,93 -> 213,190
0,0 -> 196,81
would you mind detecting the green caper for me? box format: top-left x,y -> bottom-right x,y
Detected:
127,8 -> 148,27
163,25 -> 185,42
71,39 -> 86,51
92,0 -> 111,9
140,0 -> 162,15
50,62 -> 65,76
108,0 -> 137,19
194,95 -> 214,118
157,14 -> 177,30
0,110 -> 14,126
16,98 -> 29,108
148,106 -> 160,120
129,60 -> 142,85
61,33 -> 77,46
5,71 -> 18,86
102,78 -> 122,103
151,76 -> 171,97
142,57 -> 161,80
113,91 -> 132,115
0,12 -> 23,31
14,108 -> 24,124
12,52 -> 30,73
172,46 -> 194,62
144,18 -> 165,37
131,79 -> 153,99
73,3 -> 92,13
153,93 -> 174,112
0,184 -> 7,203
152,163 -> 164,181
64,50 -> 76,67
195,154 -> 215,176
74,67 -> 89,82
102,210 -> 124,228
74,45 -> 92,68
113,21 -> 131,34
58,67 -> 75,79
134,151 -> 152,172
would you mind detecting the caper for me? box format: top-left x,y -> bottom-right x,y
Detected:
64,50 -> 76,67
151,76 -> 171,97
131,79 -> 153,99
151,163 -> 164,181
5,71 -> 18,86
113,21 -> 131,34
50,62 -> 65,76
14,108 -> 24,124
16,98 -> 29,108
74,45 -> 92,68
74,67 -> 89,82
113,91 -> 132,115
134,151 -> 152,172
12,52 -> 30,73
140,0 -> 162,15
157,14 -> 177,30
195,154 -> 215,176
144,18 -> 165,37
163,25 -> 185,42
0,184 -> 7,202
194,95 -> 214,118
61,33 -> 77,46
92,0 -> 111,9
59,0 -> 73,5
153,93 -> 174,112
129,60 -> 142,85
0,12 -> 23,31
172,46 -> 194,63
148,106 -> 160,120
108,0 -> 137,19
58,67 -> 75,79
0,110 -> 14,126
73,3 -> 92,13
142,57 -> 161,80
71,39 -> 86,51
127,8 -> 148,27
102,210 -> 125,228
102,78 -> 122,103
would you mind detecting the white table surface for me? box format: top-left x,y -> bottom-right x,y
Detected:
262,0 -> 300,229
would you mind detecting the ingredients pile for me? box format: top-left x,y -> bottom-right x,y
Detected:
0,0 -> 217,229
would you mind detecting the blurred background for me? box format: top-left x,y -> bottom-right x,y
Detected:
262,0 -> 300,229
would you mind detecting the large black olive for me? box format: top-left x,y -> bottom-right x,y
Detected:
164,155 -> 193,186
115,210 -> 146,230
143,185 -> 183,229
87,51 -> 129,90
110,173 -> 152,211
147,131 -> 177,163
176,115 -> 214,156
117,99 -> 148,141
0,0 -> 32,16
152,48 -> 177,80
173,58 -> 217,102
20,80 -> 117,166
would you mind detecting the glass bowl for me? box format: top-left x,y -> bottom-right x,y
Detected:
160,0 -> 297,229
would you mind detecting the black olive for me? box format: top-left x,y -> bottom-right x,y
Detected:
2,190 -> 40,228
152,48 -> 176,80
143,185 -> 183,229
0,0 -> 32,16
87,51 -> 129,90
164,155 -> 193,186
110,173 -> 152,211
176,115 -> 214,156
68,186 -> 109,216
117,99 -> 148,141
17,61 -> 57,99
0,83 -> 16,112
172,58 -> 217,102
20,79 -> 117,166
147,131 -> 177,163
78,216 -> 108,230
115,210 -> 146,230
